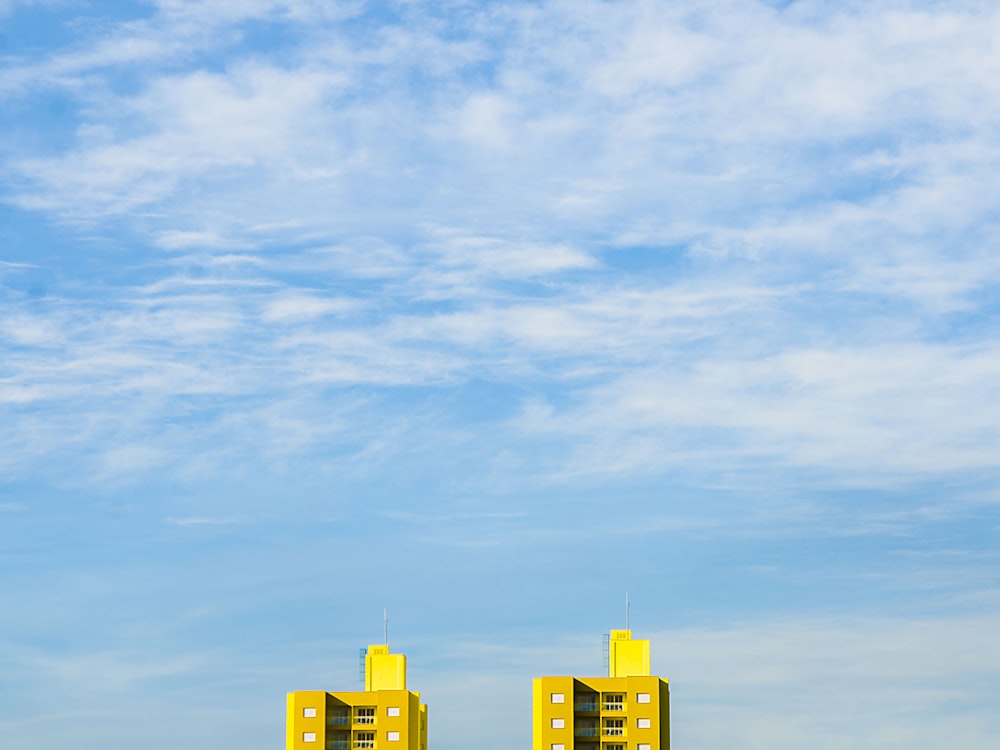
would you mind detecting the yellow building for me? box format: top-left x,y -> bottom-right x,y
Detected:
532,630 -> 669,750
286,644 -> 428,750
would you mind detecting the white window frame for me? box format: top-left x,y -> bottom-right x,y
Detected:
638,744 -> 652,750
551,718 -> 565,729
636,692 -> 650,704
303,732 -> 317,743
387,707 -> 400,717
637,718 -> 651,729
550,693 -> 565,704
551,744 -> 565,750
303,707 -> 317,718
387,731 -> 400,742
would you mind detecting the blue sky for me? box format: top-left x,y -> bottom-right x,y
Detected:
2,0 -> 1000,748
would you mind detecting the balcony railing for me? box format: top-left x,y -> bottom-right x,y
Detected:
354,743 -> 374,749
602,703 -> 625,711
354,717 -> 375,725
326,743 -> 349,750
575,727 -> 598,737
328,716 -> 350,725
603,728 -> 625,736
575,703 -> 599,712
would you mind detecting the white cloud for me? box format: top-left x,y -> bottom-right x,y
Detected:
154,230 -> 243,250
154,0 -> 364,26
11,62 -> 349,216
658,614 -> 1000,749
5,0 -> 998,268
514,341 -> 1000,481
2,230 -> 998,487
262,293 -> 361,321
456,93 -> 516,150
0,313 -> 62,346
164,516 -> 245,525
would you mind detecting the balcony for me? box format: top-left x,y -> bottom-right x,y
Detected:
327,716 -> 350,726
603,728 -> 625,737
354,743 -> 374,749
354,717 -> 375,725
574,702 -> 599,712
575,727 -> 599,737
326,743 -> 349,750
602,693 -> 625,712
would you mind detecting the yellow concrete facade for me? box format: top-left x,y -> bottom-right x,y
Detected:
286,645 -> 428,750
532,631 -> 670,750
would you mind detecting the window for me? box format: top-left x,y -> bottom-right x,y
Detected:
637,718 -> 651,729
551,693 -> 565,704
387,731 -> 400,742
551,718 -> 565,729
387,707 -> 400,717
355,732 -> 375,749
636,692 -> 650,704
603,693 -> 624,711
551,745 -> 565,750
303,732 -> 317,743
603,719 -> 624,736
303,707 -> 317,718
356,707 -> 376,725
638,744 -> 651,750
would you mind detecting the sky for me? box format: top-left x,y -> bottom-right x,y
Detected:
1,0 -> 999,748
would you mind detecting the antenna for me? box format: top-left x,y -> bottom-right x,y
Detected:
626,592 -> 630,630
384,608 -> 388,646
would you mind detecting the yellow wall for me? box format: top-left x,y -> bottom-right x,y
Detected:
659,678 -> 671,750
418,703 -> 428,750
608,629 -> 650,677
532,676 -> 574,750
366,645 -> 407,691
286,690 -> 327,750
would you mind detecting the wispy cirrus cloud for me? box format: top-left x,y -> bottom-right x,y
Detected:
514,340 -> 1000,482
3,228 -> 999,488
4,0 -> 997,243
